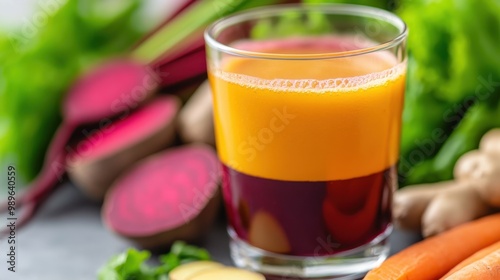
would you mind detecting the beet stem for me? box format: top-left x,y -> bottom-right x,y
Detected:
0,125 -> 70,214
0,202 -> 37,237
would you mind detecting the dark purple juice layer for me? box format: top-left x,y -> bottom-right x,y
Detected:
222,165 -> 396,256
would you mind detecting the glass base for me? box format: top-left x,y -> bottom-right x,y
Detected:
229,226 -> 391,279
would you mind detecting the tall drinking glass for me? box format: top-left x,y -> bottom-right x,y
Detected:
205,4 -> 407,279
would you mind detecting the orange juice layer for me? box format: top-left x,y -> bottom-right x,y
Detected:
210,38 -> 406,181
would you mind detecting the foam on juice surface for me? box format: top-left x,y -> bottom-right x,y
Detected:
214,36 -> 404,92
212,63 -> 405,93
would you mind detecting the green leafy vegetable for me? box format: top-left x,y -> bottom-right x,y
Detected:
98,241 -> 212,280
170,241 -> 211,262
98,249 -> 154,280
251,10 -> 332,39
398,0 -> 500,185
406,101 -> 500,185
303,0 -> 397,10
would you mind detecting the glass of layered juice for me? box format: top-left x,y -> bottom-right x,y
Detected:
205,4 -> 407,279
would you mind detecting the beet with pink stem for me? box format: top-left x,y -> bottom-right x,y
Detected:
103,144 -> 221,249
0,60 -> 158,233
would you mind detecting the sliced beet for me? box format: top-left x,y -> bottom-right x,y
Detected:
67,95 -> 180,201
64,59 -> 158,124
102,144 -> 221,249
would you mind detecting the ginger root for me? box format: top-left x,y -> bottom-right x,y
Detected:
479,128 -> 500,155
393,181 -> 455,231
168,261 -> 265,280
395,128 -> 500,236
189,267 -> 265,280
169,261 -> 223,280
454,150 -> 500,207
421,182 -> 491,237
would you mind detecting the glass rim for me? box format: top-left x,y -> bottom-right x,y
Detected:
204,4 -> 408,60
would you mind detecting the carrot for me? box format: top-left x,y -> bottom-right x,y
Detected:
443,250 -> 500,280
442,241 -> 500,278
364,213 -> 500,280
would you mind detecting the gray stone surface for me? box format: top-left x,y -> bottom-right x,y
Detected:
0,182 -> 421,280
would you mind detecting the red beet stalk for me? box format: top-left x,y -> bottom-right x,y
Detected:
154,45 -> 206,87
